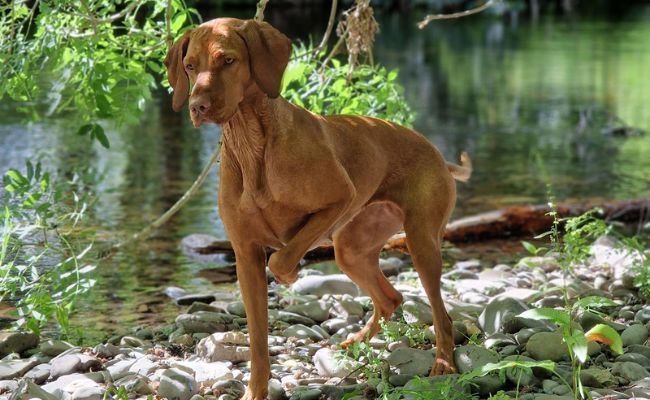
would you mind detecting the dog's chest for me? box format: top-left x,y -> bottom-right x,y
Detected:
237,189 -> 311,247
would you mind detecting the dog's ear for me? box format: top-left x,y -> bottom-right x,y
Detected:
164,31 -> 191,111
237,20 -> 292,98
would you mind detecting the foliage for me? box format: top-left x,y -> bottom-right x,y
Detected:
339,340 -> 389,381
626,236 -> 650,299
1,161 -> 97,338
380,317 -> 429,347
519,305 -> 621,400
459,359 -> 556,400
282,42 -> 415,127
0,0 -> 199,129
519,207 -> 626,399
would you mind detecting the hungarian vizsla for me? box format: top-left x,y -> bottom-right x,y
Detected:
165,17 -> 471,400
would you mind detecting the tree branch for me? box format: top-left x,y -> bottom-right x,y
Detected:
314,0 -> 339,55
418,0 -> 496,29
106,143 -> 222,255
254,0 -> 269,22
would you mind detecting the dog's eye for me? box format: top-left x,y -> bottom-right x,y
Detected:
224,57 -> 234,65
184,63 -> 194,71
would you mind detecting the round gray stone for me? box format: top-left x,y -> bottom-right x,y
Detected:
526,331 -> 569,362
621,324 -> 649,347
454,344 -> 500,374
158,368 -> 198,400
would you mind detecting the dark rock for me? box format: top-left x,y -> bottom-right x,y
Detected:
478,297 -> 530,335
176,293 -> 217,306
386,347 -> 434,376
454,344 -> 500,373
526,331 -> 569,362
175,312 -> 235,334
0,331 -> 39,357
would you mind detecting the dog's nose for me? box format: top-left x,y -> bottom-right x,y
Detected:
189,97 -> 211,116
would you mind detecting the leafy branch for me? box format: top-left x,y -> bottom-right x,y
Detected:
0,0 -> 198,125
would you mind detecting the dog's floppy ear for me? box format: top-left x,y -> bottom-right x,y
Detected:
164,31 -> 191,111
237,20 -> 292,98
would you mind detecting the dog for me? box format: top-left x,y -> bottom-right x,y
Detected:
165,17 -> 471,400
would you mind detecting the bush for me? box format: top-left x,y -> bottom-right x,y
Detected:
282,43 -> 415,127
1,161 -> 97,338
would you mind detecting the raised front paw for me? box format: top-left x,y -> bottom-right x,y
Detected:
267,250 -> 299,284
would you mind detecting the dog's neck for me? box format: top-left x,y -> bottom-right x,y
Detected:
220,93 -> 278,208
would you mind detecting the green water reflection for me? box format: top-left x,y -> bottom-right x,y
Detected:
1,8 -> 649,340
374,10 -> 650,209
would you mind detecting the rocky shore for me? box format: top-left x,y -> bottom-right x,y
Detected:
2,235 -> 650,400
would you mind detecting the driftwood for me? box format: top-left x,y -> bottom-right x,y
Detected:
386,197 -> 650,252
183,198 -> 649,260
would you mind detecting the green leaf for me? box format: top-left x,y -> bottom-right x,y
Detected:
77,123 -> 110,148
39,172 -> 50,192
572,296 -> 617,314
6,169 -> 28,186
92,124 -> 110,149
171,13 -> 187,32
569,329 -> 589,363
26,161 -> 34,181
585,324 -> 623,355
521,240 -> 540,255
459,360 -> 555,384
519,308 -> 571,328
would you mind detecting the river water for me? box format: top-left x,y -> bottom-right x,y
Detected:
1,6 -> 649,341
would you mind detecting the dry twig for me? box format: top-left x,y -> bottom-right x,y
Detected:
254,0 -> 269,22
418,0 -> 496,29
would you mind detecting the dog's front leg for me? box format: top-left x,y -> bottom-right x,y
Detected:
269,196 -> 353,284
234,243 -> 271,400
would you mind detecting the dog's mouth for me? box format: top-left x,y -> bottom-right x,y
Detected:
190,114 -> 209,128
190,110 -> 232,127
188,95 -> 238,127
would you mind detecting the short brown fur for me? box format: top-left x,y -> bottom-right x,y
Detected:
165,18 -> 472,400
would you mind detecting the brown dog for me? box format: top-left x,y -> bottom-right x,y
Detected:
165,17 -> 471,400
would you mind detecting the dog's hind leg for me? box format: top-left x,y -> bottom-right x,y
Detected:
333,201 -> 405,347
403,213 -> 456,375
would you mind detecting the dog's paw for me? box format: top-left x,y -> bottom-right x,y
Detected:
268,251 -> 299,284
241,388 -> 267,400
430,357 -> 457,375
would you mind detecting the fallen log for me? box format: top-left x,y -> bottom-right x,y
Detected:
386,197 -> 649,252
182,198 -> 649,259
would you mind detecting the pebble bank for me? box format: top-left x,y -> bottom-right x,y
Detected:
2,235 -> 650,399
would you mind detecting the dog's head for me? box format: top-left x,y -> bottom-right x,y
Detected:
164,18 -> 292,126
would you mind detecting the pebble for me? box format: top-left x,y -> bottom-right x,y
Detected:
526,331 -> 569,362
284,324 -> 327,341
0,331 -> 39,357
454,344 -> 499,373
313,348 -> 356,378
621,324 -> 649,346
634,306 -> 650,324
291,274 -> 360,297
157,367 -> 198,400
6,237 -> 650,399
612,361 -> 650,382
478,296 -> 530,335
49,352 -> 103,379
386,347 -> 434,376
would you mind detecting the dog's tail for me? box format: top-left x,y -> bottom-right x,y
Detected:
447,151 -> 472,182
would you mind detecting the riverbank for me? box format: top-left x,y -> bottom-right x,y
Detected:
2,234 -> 650,400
